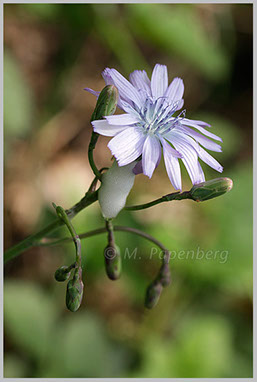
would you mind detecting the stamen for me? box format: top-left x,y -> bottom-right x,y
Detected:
138,96 -> 186,136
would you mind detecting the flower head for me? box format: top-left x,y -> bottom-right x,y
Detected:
85,64 -> 223,190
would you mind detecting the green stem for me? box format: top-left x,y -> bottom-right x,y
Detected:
105,219 -> 115,247
54,205 -> 82,266
125,190 -> 192,211
38,225 -> 168,253
4,190 -> 98,264
88,132 -> 102,181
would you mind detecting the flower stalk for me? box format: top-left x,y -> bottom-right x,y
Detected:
104,219 -> 122,280
53,204 -> 84,312
88,85 -> 118,180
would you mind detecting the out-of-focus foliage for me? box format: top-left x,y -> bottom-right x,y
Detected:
126,4 -> 231,81
4,3 -> 252,378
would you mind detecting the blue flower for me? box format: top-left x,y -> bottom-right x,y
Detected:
85,64 -> 223,191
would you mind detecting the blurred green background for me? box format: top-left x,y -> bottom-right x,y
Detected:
4,3 -> 252,378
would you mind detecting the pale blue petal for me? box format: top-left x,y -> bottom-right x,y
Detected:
151,64 -> 168,98
180,118 -> 222,142
169,130 -> 223,173
129,70 -> 151,96
165,132 -> 203,185
102,69 -> 115,86
105,113 -> 139,125
196,162 -> 205,183
84,88 -> 100,97
176,125 -> 222,152
198,147 -> 223,173
102,68 -> 143,108
176,98 -> 184,111
164,77 -> 184,104
142,135 -> 161,178
108,127 -> 146,166
160,137 -> 182,190
92,120 -> 128,137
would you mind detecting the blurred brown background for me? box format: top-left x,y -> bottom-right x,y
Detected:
4,3 -> 252,378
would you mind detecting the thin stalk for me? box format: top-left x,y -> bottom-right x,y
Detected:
4,190 -> 98,264
88,132 -> 102,180
125,190 -> 192,211
54,205 -> 82,266
38,225 -> 168,253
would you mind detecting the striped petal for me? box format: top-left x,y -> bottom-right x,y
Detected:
151,64 -> 168,98
180,118 -> 222,142
108,127 -> 146,166
92,120 -> 128,137
176,125 -> 222,152
84,88 -> 100,97
102,68 -> 143,108
198,146 -> 223,173
142,135 -> 162,178
160,137 -> 182,191
105,113 -> 139,125
129,70 -> 151,96
165,132 -> 205,184
164,77 -> 184,104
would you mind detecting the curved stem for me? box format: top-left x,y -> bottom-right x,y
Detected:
4,190 -> 98,264
54,205 -> 82,266
88,132 -> 102,180
125,190 -> 192,211
38,225 -> 168,253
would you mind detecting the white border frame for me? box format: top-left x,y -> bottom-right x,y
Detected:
1,1 -> 254,381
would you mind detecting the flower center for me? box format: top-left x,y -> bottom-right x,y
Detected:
135,96 -> 185,136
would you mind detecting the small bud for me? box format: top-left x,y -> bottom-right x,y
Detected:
104,245 -> 122,280
145,281 -> 163,309
158,263 -> 171,287
66,270 -> 84,312
54,265 -> 73,282
190,177 -> 233,202
91,85 -> 119,121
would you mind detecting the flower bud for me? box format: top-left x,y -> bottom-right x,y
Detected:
145,281 -> 163,309
190,177 -> 233,202
158,263 -> 171,287
54,265 -> 73,282
104,245 -> 122,280
66,271 -> 84,312
91,85 -> 118,121
98,160 -> 136,219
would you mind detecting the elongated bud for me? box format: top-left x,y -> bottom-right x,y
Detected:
145,281 -> 163,309
190,177 -> 233,202
91,85 -> 118,122
66,269 -> 84,312
54,265 -> 74,282
104,245 -> 122,280
98,160 -> 136,218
